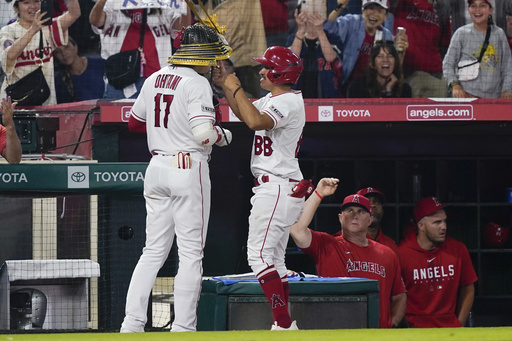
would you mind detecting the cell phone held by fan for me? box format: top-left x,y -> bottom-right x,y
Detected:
300,0 -> 327,21
40,0 -> 54,25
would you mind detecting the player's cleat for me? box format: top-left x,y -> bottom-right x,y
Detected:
270,320 -> 299,331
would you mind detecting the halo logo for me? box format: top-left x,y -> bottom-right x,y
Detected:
68,166 -> 90,188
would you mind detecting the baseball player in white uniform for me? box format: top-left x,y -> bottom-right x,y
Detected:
213,46 -> 307,330
120,23 -> 232,333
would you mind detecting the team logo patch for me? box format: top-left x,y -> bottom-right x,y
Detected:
269,105 -> 283,118
3,40 -> 13,49
201,105 -> 215,113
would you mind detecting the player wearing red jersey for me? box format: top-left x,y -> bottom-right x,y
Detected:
357,187 -> 399,255
290,178 -> 406,328
398,196 -> 477,328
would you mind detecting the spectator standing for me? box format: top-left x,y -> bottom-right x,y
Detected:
290,178 -> 407,328
288,7 -> 343,98
261,0 -> 290,47
89,0 -> 189,99
0,0 -> 81,105
393,0 -> 451,98
324,0 -> 408,96
53,37 -> 105,103
213,0 -> 268,98
448,0 -> 512,33
398,196 -> 477,328
0,96 -> 22,164
213,46 -> 306,330
347,41 -> 412,98
443,0 -> 512,99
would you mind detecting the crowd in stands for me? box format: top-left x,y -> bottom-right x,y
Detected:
1,0 -> 511,103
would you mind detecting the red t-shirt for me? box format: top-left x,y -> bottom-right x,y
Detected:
302,231 -> 406,328
121,9 -> 159,78
260,0 -> 289,34
393,0 -> 451,73
374,227 -> 399,255
398,234 -> 478,327
349,32 -> 374,83
0,125 -> 6,156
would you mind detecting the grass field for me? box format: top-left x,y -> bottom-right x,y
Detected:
2,327 -> 512,341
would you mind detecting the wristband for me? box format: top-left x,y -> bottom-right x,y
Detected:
232,85 -> 242,98
450,81 -> 461,88
314,190 -> 324,200
335,3 -> 344,11
295,34 -> 304,40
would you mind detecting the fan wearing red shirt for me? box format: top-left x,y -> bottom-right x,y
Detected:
290,178 -> 407,328
398,196 -> 477,328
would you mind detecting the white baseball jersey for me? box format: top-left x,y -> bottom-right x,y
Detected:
251,91 -> 305,181
92,5 -> 184,77
122,65 -> 215,333
130,65 -> 216,160
1,19 -> 68,105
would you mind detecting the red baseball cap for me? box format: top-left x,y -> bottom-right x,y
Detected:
356,187 -> 385,203
340,194 -> 371,213
414,196 -> 447,222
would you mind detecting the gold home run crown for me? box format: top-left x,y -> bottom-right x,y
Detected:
167,23 -> 232,66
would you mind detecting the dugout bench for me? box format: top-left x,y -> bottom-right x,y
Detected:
197,276 -> 379,330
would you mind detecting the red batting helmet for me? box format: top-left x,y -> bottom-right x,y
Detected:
483,222 -> 510,248
253,46 -> 303,84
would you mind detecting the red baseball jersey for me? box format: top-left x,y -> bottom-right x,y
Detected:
374,226 -> 399,255
301,231 -> 406,328
0,124 -> 6,156
398,233 -> 478,327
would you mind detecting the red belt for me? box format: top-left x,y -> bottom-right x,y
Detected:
254,175 -> 299,186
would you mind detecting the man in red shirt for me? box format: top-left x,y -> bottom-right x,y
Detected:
398,196 -> 477,327
0,96 -> 21,164
393,0 -> 451,97
290,178 -> 406,328
357,187 -> 399,254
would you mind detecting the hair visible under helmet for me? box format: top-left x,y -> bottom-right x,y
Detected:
167,23 -> 232,66
253,46 -> 303,85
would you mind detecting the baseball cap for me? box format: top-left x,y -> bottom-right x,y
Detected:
340,194 -> 371,213
362,0 -> 389,11
467,0 -> 494,8
413,196 -> 447,222
356,187 -> 385,203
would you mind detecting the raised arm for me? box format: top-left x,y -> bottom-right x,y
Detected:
58,0 -> 81,31
1,97 -> 22,164
289,9 -> 307,55
328,0 -> 349,22
90,0 -> 108,28
6,10 -> 48,62
310,13 -> 337,62
212,64 -> 273,130
290,177 -> 339,249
